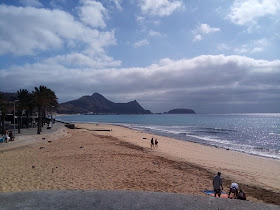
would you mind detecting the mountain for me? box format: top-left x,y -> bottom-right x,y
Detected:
56,93 -> 151,114
166,108 -> 196,114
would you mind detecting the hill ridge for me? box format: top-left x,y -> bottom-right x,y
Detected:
56,93 -> 151,114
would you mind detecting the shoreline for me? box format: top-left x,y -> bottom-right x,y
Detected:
64,120 -> 280,160
110,123 -> 280,161
0,122 -> 279,205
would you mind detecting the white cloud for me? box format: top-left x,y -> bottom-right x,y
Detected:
217,43 -> 230,51
139,0 -> 183,17
199,24 -> 220,34
45,53 -> 121,68
228,0 -> 280,25
193,34 -> 202,42
1,55 -> 280,113
136,15 -> 145,23
148,30 -> 163,37
50,0 -> 67,9
0,5 -> 116,58
109,0 -> 122,10
193,24 -> 220,42
134,39 -> 150,48
78,0 -> 108,28
19,0 -> 43,7
233,38 -> 269,54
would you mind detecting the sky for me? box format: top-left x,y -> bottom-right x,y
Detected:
0,0 -> 280,113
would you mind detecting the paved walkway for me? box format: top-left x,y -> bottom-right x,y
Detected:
0,122 -> 68,151
0,190 -> 279,210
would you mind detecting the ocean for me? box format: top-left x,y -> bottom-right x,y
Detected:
56,113 -> 280,160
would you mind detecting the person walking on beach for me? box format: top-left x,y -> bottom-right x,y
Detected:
155,138 -> 158,149
213,172 -> 223,197
151,137 -> 154,149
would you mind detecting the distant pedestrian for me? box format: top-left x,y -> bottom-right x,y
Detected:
155,138 -> 158,149
213,172 -> 223,197
151,137 -> 154,149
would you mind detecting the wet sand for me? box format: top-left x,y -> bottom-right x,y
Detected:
0,123 -> 279,205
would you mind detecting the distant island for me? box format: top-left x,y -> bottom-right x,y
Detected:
165,108 -> 196,114
56,93 -> 151,114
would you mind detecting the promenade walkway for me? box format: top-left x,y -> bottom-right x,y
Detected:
0,122 -> 68,152
0,190 -> 279,210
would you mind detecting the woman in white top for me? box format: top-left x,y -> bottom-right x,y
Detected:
228,183 -> 239,198
3,130 -> 10,143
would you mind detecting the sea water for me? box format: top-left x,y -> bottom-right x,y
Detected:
56,113 -> 280,160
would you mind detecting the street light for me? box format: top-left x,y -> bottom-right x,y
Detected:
13,100 -> 18,136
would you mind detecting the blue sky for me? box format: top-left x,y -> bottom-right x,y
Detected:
0,0 -> 280,113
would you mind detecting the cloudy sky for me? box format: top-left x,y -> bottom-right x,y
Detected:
0,0 -> 280,113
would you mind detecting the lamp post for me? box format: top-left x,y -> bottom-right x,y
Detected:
13,100 -> 18,136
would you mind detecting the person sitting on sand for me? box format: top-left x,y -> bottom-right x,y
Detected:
155,138 -> 158,149
8,131 -> 14,141
228,182 -> 239,198
213,172 -> 223,197
237,189 -> 246,200
3,130 -> 10,143
151,137 -> 154,149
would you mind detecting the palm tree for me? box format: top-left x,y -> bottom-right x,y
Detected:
0,93 -> 10,134
17,89 -> 30,133
26,93 -> 35,129
0,93 -> 5,133
43,88 -> 57,126
33,86 -> 57,134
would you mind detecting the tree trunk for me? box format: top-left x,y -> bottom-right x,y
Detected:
1,113 -> 6,134
26,112 -> 29,128
41,109 -> 45,129
37,107 -> 41,134
18,114 -> 21,134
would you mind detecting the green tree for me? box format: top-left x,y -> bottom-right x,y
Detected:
0,93 -> 10,133
33,86 -> 57,134
17,89 -> 30,133
0,93 -> 4,133
26,92 -> 35,129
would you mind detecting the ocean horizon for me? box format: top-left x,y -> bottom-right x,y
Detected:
56,113 -> 280,160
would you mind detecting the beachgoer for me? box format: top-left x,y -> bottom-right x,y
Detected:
151,137 -> 154,149
8,131 -> 14,141
237,189 -> 246,200
3,130 -> 10,143
213,172 -> 223,197
228,182 -> 239,198
155,138 -> 158,149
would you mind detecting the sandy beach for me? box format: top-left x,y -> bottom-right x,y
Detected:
0,123 -> 279,205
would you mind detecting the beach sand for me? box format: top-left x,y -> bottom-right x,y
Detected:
0,123 -> 279,205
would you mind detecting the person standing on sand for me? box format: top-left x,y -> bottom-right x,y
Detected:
151,137 -> 154,149
213,172 -> 223,197
155,138 -> 158,149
